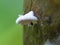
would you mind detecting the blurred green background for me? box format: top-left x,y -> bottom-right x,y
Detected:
0,0 -> 23,45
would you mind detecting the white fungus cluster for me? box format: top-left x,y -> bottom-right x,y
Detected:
16,11 -> 38,25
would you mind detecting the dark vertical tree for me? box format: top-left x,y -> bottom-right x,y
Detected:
23,0 -> 60,45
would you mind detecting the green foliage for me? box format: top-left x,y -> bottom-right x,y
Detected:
0,0 -> 23,45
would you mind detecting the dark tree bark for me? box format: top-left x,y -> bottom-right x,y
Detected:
23,0 -> 60,45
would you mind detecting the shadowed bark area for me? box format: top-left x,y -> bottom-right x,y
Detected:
23,0 -> 60,45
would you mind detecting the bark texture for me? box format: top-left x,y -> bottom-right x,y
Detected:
23,0 -> 60,45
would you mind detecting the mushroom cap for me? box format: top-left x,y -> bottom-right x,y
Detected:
16,11 -> 38,24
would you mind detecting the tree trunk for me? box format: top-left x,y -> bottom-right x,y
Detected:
23,0 -> 60,45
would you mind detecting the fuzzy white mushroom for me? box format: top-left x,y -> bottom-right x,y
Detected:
16,11 -> 38,25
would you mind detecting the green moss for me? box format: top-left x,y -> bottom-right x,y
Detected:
24,0 -> 60,45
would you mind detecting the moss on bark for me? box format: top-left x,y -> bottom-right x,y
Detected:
24,0 -> 60,45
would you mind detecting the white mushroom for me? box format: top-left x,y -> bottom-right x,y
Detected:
16,11 -> 38,25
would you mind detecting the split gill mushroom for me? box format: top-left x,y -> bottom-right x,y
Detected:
16,11 -> 38,25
